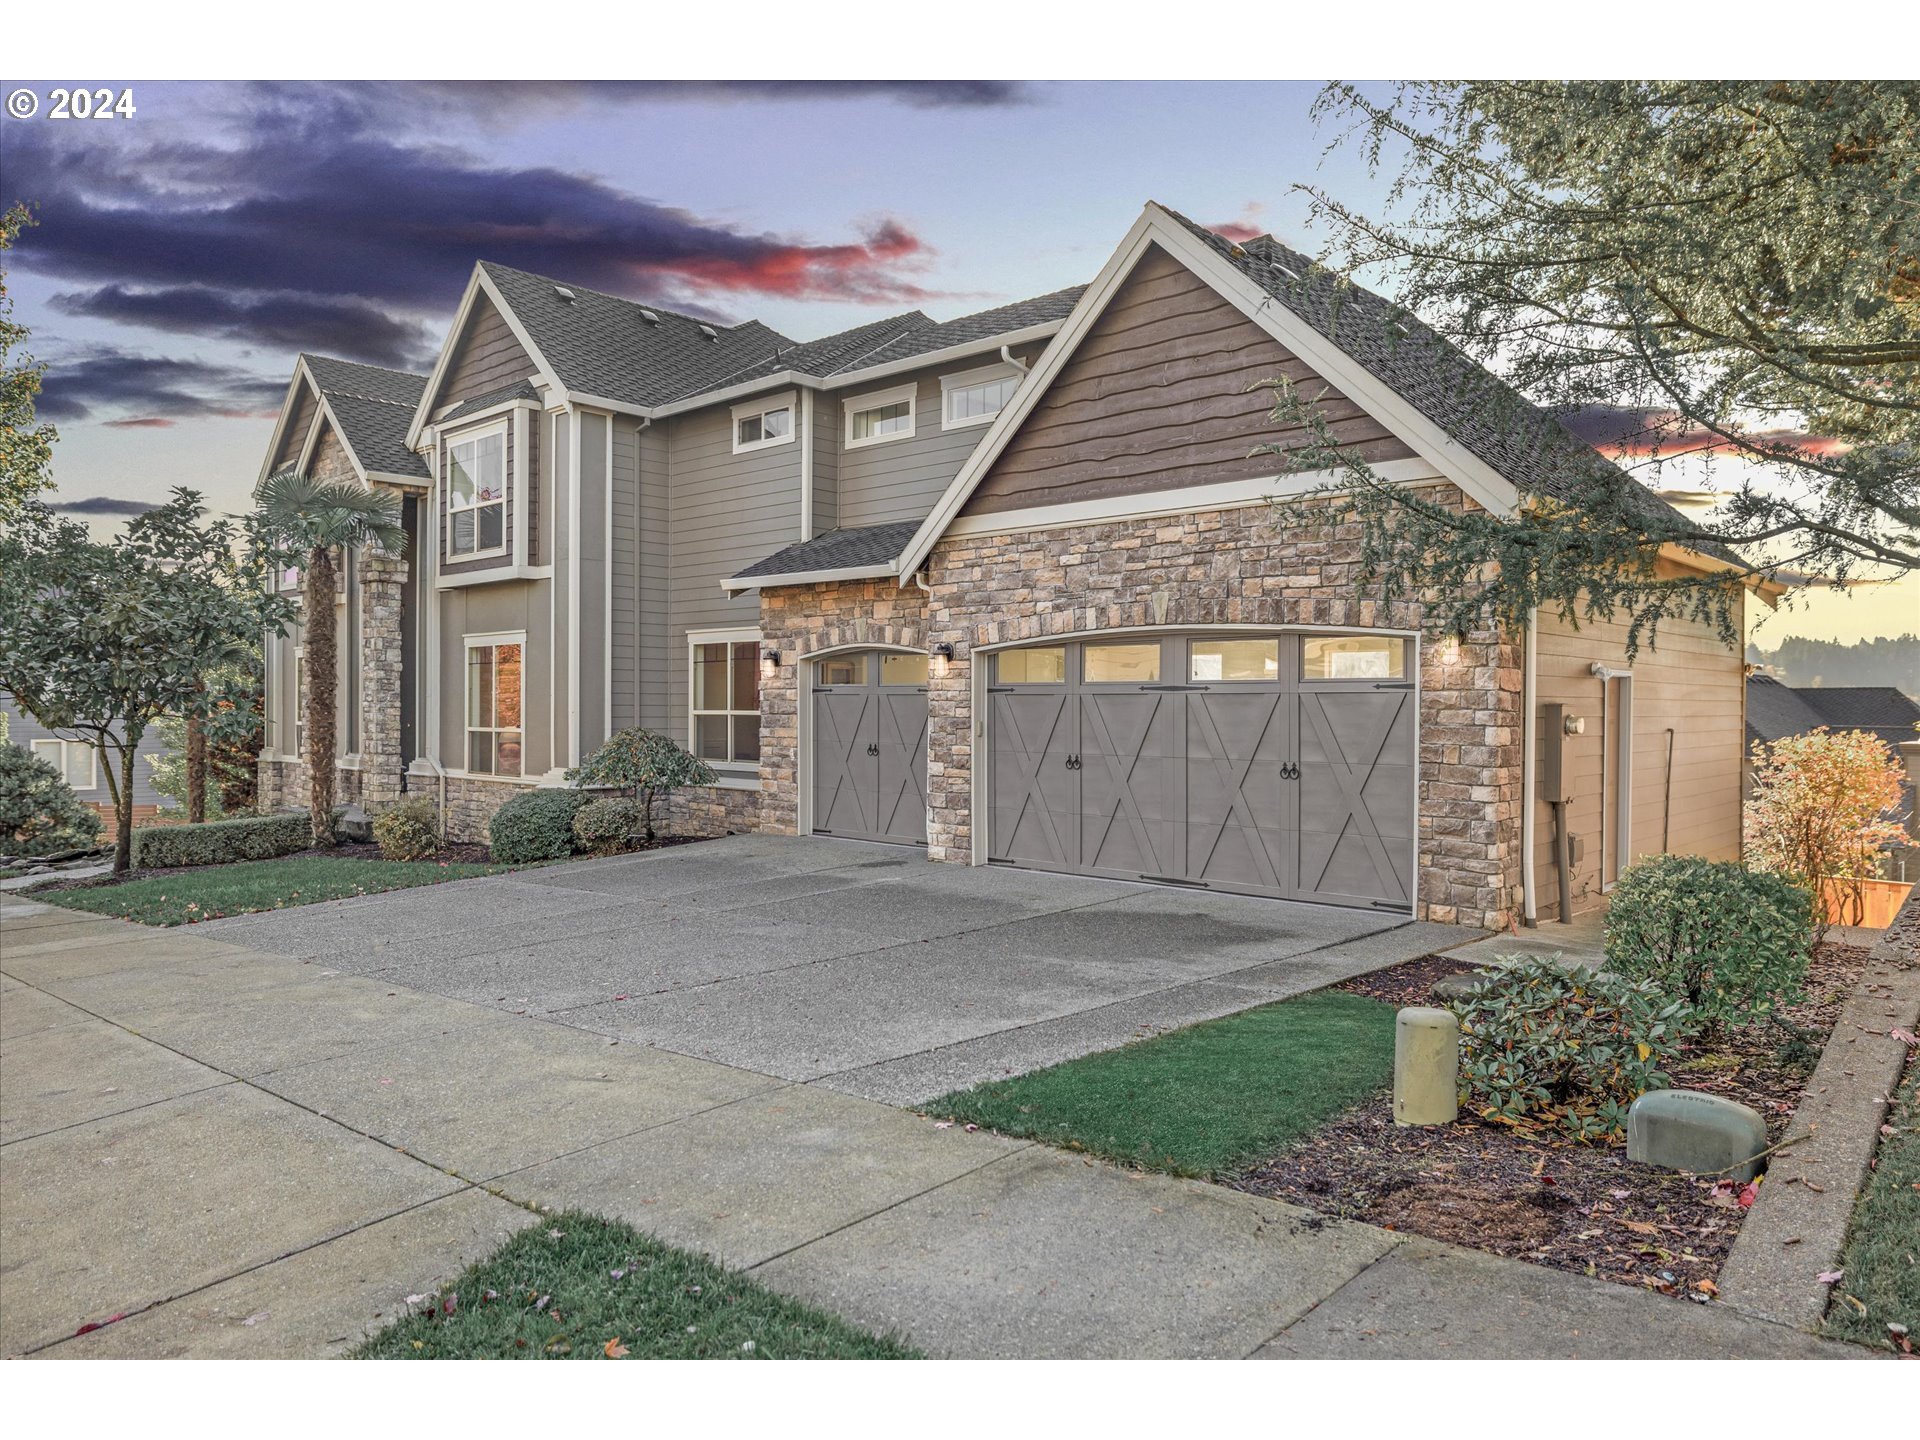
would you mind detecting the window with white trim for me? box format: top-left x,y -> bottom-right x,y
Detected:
446,427 -> 507,559
32,738 -> 97,791
465,635 -> 524,776
844,383 -> 917,447
292,647 -> 308,755
731,394 -> 795,454
941,364 -> 1021,429
690,634 -> 760,765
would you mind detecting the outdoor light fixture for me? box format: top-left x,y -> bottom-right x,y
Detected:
760,646 -> 780,677
932,642 -> 955,677
1440,630 -> 1464,666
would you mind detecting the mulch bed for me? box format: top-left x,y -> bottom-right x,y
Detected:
1226,941 -> 1873,1300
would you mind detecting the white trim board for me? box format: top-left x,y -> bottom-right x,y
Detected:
893,201 -> 1523,581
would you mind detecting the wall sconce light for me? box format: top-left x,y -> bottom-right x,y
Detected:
760,646 -> 780,678
1440,630 -> 1463,667
932,642 -> 955,678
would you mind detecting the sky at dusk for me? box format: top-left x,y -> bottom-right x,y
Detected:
2,78 -> 1910,646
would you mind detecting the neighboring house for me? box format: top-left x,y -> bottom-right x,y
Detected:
1,693 -> 175,841
1745,672 -> 1920,875
256,201 -> 1770,929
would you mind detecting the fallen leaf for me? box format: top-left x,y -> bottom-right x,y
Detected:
1816,1269 -> 1844,1284
604,1337 -> 629,1358
1619,1220 -> 1660,1235
242,1311 -> 270,1327
1737,1182 -> 1758,1208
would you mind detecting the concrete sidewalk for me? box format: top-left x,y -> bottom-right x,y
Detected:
0,895 -> 1858,1359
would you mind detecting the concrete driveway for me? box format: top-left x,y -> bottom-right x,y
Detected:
202,834 -> 1461,1103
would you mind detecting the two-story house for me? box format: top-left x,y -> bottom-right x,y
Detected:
255,202 -> 1763,930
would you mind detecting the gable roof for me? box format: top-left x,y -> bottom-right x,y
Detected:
887,201 -> 1738,582
258,354 -> 432,487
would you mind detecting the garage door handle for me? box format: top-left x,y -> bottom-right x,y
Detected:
1281,762 -> 1300,779
866,742 -> 879,756
1065,754 -> 1081,770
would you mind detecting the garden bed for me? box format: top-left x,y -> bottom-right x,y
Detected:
1226,941 -> 1874,1299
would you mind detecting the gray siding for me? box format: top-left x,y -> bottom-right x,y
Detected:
830,347 -> 1043,529
439,295 -> 538,408
664,398 -> 798,728
2,695 -> 172,808
637,420 -> 673,733
809,389 -> 838,536
271,384 -> 319,472
577,410 -> 610,758
610,417 -> 640,731
436,578 -> 553,778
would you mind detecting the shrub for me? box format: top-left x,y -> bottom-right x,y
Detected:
1744,728 -> 1908,939
0,742 -> 105,857
131,810 -> 313,868
566,727 -> 716,840
573,797 -> 648,856
372,795 -> 441,862
1449,956 -> 1692,1143
488,788 -> 590,864
1605,854 -> 1812,1027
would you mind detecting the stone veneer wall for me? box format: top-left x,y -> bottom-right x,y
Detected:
756,492 -> 1523,930
757,577 -> 931,837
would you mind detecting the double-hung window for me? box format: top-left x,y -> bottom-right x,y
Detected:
447,428 -> 507,559
32,738 -> 96,791
732,394 -> 795,454
691,634 -> 760,765
941,364 -> 1021,429
466,635 -> 524,776
844,384 -> 917,447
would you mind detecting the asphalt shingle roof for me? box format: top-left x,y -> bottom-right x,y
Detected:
442,379 -> 540,422
300,354 -> 431,481
1745,674 -> 1920,750
1155,207 -> 1723,554
729,521 -> 923,582
479,262 -> 794,409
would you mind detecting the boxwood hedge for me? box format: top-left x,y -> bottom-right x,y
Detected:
131,810 -> 315,868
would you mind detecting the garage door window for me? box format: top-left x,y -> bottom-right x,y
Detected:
879,653 -> 929,686
1303,635 -> 1405,680
1191,639 -> 1280,682
816,654 -> 867,686
1082,642 -> 1160,684
996,648 -> 1066,684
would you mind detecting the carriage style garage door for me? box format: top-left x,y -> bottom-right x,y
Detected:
987,633 -> 1416,909
811,650 -> 930,846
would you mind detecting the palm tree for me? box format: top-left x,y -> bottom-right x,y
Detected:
253,470 -> 407,845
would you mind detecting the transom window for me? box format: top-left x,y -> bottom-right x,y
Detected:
733,394 -> 795,453
1082,643 -> 1161,684
466,636 -> 524,776
693,637 -> 760,764
995,647 -> 1067,685
942,365 -> 1021,429
845,384 -> 917,447
32,738 -> 96,791
1191,639 -> 1280,682
447,428 -> 506,559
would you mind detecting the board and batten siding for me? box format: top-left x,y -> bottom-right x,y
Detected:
963,244 -> 1414,515
664,398 -> 799,729
1532,582 -> 1747,920
829,346 -> 1043,530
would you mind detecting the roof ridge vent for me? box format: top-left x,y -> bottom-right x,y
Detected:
553,285 -> 576,303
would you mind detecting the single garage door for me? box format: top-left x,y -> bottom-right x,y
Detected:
987,633 -> 1415,909
811,650 -> 930,846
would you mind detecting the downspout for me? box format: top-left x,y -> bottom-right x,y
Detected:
1521,609 -> 1538,926
999,345 -> 1029,374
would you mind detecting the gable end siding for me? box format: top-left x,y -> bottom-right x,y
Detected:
440,296 -> 539,409
961,244 -> 1414,517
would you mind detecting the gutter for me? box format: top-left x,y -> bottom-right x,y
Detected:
721,559 -> 900,595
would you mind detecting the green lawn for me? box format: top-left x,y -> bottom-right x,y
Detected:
931,989 -> 1398,1177
32,856 -> 517,926
354,1211 -> 919,1360
1823,1060 -> 1918,1353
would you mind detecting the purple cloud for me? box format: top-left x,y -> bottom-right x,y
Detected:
51,284 -> 436,370
36,349 -> 286,423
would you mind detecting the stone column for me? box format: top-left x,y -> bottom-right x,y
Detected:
358,548 -> 409,808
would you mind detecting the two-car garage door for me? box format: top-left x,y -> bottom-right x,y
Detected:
808,632 -> 1417,911
986,633 -> 1417,909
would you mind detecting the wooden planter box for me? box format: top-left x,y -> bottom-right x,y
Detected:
1820,877 -> 1915,929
